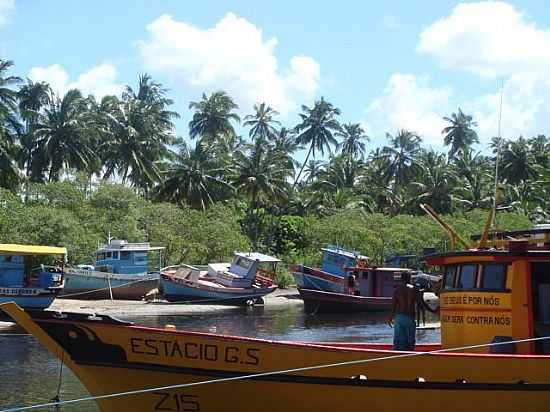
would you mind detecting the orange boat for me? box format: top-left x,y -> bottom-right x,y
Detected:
2,208 -> 550,411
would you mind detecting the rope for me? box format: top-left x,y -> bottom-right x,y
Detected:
2,334 -> 549,412
58,276 -> 158,299
51,351 -> 64,412
59,277 -> 278,305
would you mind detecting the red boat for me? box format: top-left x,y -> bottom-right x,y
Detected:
298,267 -> 413,313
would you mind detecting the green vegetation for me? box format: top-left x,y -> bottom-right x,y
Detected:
0,58 -> 547,268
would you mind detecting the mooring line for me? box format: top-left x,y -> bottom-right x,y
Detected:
1,334 -> 549,412
58,276 -> 158,299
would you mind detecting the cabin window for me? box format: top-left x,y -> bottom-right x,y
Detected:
480,263 -> 507,290
105,251 -> 113,259
134,252 -> 147,264
112,251 -> 119,260
120,251 -> 130,260
444,266 -> 457,289
134,252 -> 148,264
457,264 -> 477,289
235,257 -> 251,269
97,253 -> 106,260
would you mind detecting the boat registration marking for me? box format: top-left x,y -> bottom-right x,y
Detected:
153,391 -> 200,411
130,337 -> 261,366
0,288 -> 43,296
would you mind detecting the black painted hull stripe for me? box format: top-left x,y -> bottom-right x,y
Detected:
74,361 -> 550,391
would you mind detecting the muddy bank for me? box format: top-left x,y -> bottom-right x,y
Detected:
50,287 -> 302,316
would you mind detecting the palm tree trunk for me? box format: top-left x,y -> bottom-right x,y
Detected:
292,144 -> 314,190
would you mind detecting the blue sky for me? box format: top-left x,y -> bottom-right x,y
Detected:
1,0 -> 550,152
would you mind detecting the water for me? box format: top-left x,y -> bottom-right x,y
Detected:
0,306 -> 439,411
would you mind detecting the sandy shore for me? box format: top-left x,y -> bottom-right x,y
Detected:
49,287 -> 303,316
48,289 -> 439,318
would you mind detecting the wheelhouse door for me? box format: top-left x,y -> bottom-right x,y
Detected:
531,262 -> 550,354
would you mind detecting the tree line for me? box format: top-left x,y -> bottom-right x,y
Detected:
0,58 -> 548,259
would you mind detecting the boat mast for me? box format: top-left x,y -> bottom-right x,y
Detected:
491,79 -> 505,231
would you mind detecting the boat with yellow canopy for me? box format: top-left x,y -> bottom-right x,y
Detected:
2,209 -> 550,411
0,243 -> 66,312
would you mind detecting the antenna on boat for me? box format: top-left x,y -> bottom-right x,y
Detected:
478,79 -> 505,249
492,78 -> 505,230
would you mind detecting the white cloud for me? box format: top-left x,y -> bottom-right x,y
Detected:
137,13 -> 320,115
471,74 -> 550,141
363,74 -> 452,146
418,1 -> 550,77
0,0 -> 15,27
415,1 -> 550,145
28,64 -> 123,98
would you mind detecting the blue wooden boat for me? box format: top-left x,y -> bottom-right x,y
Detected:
291,246 -> 369,293
61,239 -> 164,300
159,252 -> 280,304
0,243 -> 66,311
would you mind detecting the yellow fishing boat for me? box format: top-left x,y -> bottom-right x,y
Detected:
2,209 -> 550,411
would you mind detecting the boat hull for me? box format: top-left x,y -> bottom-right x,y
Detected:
0,289 -> 57,309
60,271 -> 158,300
2,303 -> 550,412
298,288 -> 392,313
291,265 -> 344,293
159,274 -> 276,304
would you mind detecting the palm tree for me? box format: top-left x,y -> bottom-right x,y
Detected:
233,139 -> 290,245
31,89 -> 95,182
243,102 -> 280,142
0,60 -> 21,120
411,149 -> 457,213
319,155 -> 363,190
529,134 -> 549,168
0,114 -> 21,190
0,59 -> 21,190
381,129 -> 422,189
272,127 -> 300,179
188,91 -> 240,143
336,123 -> 369,161
452,149 -> 492,210
17,80 -> 51,176
293,98 -> 341,187
442,108 -> 478,158
304,159 -> 326,184
100,75 -> 179,194
100,98 -> 176,192
124,74 -> 168,104
156,141 -> 233,210
500,138 -> 537,185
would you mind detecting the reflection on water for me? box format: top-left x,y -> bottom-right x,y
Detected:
0,305 -> 439,411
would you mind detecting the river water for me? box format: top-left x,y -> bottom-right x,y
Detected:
0,305 -> 439,411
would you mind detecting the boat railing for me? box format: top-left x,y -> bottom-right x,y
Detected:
254,274 -> 276,288
478,236 -> 550,250
256,267 -> 277,281
161,263 -> 207,272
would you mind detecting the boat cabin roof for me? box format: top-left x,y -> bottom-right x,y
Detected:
470,226 -> 550,241
321,246 -> 368,260
0,243 -> 67,256
234,252 -> 280,263
426,226 -> 550,265
97,240 -> 164,253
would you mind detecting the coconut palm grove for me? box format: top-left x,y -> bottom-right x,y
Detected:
0,58 -> 547,281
